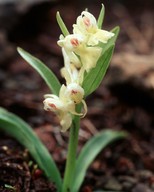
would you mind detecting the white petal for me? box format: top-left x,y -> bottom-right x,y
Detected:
94,29 -> 114,43
78,46 -> 102,72
43,97 -> 64,112
60,113 -> 72,132
80,11 -> 97,29
61,67 -> 72,85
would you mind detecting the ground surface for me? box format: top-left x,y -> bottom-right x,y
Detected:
0,0 -> 154,191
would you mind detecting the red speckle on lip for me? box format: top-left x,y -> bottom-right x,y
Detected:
49,103 -> 57,109
71,90 -> 78,94
83,17 -> 91,27
71,38 -> 79,47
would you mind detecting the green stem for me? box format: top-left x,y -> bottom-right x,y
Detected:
62,104 -> 82,192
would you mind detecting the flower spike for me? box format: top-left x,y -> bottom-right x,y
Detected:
45,7 -> 115,131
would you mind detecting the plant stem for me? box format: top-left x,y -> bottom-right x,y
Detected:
62,104 -> 81,192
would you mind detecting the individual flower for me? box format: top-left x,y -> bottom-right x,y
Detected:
66,83 -> 84,104
58,34 -> 84,52
73,11 -> 114,46
44,96 -> 72,132
43,85 -> 82,132
58,34 -> 102,72
58,34 -> 82,68
65,83 -> 87,117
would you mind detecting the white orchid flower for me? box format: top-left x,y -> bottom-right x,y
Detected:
58,35 -> 82,68
58,34 -> 84,52
66,83 -> 84,104
58,34 -> 102,72
73,11 -> 114,46
44,96 -> 72,132
43,85 -> 82,132
66,82 -> 87,117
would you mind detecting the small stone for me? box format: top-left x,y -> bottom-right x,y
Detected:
122,181 -> 134,190
2,146 -> 8,151
104,177 -> 123,191
138,170 -> 153,180
132,183 -> 153,192
118,175 -> 138,184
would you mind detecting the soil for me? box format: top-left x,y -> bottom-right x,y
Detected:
0,0 -> 154,191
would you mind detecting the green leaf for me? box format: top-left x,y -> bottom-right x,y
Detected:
17,47 -> 61,95
0,108 -> 62,191
97,4 -> 105,29
71,130 -> 127,192
56,11 -> 70,37
83,45 -> 115,97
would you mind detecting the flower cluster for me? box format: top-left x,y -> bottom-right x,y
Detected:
43,10 -> 114,132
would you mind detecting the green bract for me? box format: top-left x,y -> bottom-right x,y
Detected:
56,12 -> 70,37
97,4 -> 105,29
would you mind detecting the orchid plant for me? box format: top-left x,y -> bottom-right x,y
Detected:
0,5 -> 126,192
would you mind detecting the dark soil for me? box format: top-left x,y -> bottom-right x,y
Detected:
0,0 -> 154,191
0,134 -> 56,192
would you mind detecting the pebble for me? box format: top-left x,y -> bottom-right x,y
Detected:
118,175 -> 137,190
118,175 -> 138,184
104,177 -> 123,191
138,170 -> 153,180
132,183 -> 153,192
122,181 -> 134,190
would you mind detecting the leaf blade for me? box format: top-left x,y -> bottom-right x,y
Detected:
17,47 -> 61,95
0,108 -> 62,191
71,130 -> 127,192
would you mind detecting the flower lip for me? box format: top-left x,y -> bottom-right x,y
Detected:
48,103 -> 57,110
71,89 -> 78,95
